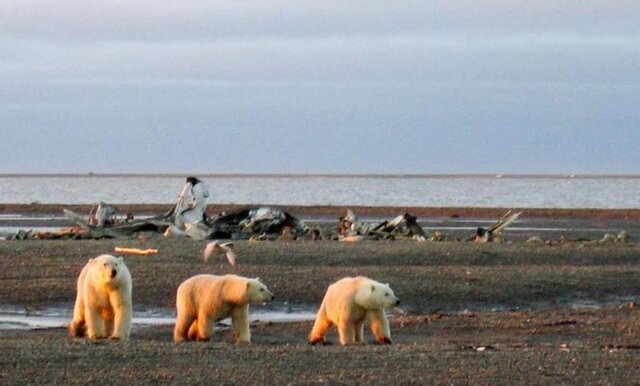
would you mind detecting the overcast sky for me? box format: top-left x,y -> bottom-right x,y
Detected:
2,1 -> 639,174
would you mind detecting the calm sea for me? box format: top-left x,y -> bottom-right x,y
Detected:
0,175 -> 638,209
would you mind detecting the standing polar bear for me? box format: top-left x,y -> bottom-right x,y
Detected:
309,276 -> 400,345
174,274 -> 275,343
69,254 -> 132,340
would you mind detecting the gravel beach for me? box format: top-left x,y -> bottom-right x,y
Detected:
1,205 -> 640,385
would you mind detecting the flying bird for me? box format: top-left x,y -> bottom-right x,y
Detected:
203,241 -> 237,266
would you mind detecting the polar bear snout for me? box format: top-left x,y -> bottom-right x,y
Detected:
395,299 -> 401,305
110,269 -> 117,278
261,292 -> 275,304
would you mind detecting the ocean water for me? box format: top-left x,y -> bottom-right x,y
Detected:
0,175 -> 638,208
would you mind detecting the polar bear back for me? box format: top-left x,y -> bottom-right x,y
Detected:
322,276 -> 397,319
322,277 -> 367,321
178,274 -> 239,316
176,274 -> 270,318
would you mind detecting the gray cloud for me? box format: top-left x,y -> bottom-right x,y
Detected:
1,1 -> 639,173
5,1 -> 640,42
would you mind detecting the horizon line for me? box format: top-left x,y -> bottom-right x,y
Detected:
1,172 -> 639,179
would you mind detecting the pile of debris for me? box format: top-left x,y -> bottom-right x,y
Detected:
469,210 -> 522,243
165,207 -> 310,241
5,205 -> 527,243
336,210 -> 429,241
333,209 -> 523,243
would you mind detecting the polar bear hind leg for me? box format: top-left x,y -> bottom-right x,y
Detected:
174,314 -> 196,342
196,311 -> 215,341
308,303 -> 333,345
187,320 -> 199,341
69,299 -> 87,337
337,319 -> 357,345
69,318 -> 86,338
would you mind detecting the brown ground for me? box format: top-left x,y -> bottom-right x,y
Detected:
1,206 -> 640,385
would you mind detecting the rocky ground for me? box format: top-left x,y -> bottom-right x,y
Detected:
1,207 -> 640,385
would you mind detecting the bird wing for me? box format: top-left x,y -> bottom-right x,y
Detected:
225,249 -> 237,266
220,243 -> 237,266
203,241 -> 220,262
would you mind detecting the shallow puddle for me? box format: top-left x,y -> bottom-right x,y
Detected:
0,305 -> 316,331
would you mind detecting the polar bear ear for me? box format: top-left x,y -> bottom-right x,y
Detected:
117,256 -> 123,263
88,258 -> 94,263
385,283 -> 389,287
254,277 -> 260,282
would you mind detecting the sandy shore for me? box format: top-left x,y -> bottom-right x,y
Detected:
1,206 -> 640,384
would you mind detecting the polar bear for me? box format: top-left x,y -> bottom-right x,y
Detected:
309,276 -> 400,345
173,274 -> 275,343
68,254 -> 132,340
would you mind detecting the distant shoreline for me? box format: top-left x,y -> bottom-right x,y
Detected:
2,203 -> 640,220
1,173 -> 640,179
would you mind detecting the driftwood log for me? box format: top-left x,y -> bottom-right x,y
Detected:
61,209 -> 169,239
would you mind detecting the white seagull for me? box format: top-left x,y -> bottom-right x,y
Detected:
203,241 -> 237,266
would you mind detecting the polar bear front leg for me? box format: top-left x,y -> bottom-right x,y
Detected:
231,305 -> 251,344
110,293 -> 132,339
85,305 -> 107,339
367,309 -> 392,344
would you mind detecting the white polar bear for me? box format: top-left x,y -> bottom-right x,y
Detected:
174,274 -> 274,343
68,254 -> 132,340
309,276 -> 400,345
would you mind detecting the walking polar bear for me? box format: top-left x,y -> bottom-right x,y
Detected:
69,254 -> 132,340
174,274 -> 275,343
309,276 -> 400,345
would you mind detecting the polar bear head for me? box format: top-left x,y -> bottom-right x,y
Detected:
91,254 -> 126,285
354,279 -> 400,310
246,278 -> 275,304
